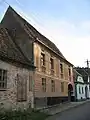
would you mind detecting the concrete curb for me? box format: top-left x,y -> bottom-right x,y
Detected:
47,100 -> 90,115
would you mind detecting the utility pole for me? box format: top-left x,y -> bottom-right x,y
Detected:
85,59 -> 90,68
85,59 -> 90,97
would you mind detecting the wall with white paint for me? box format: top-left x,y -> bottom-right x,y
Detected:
76,76 -> 86,100
76,83 -> 86,100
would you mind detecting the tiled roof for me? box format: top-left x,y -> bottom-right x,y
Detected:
73,69 -> 82,82
75,67 -> 88,83
4,6 -> 72,64
0,25 -> 33,67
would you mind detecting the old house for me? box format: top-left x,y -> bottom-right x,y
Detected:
74,67 -> 90,101
0,25 -> 35,110
1,6 -> 74,108
74,69 -> 86,101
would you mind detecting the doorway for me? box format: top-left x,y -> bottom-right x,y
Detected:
85,86 -> 88,99
68,84 -> 73,101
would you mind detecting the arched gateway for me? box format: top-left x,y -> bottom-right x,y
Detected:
68,84 -> 73,101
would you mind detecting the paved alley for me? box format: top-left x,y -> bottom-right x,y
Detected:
46,101 -> 90,120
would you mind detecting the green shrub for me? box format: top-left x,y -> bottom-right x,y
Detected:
0,109 -> 48,120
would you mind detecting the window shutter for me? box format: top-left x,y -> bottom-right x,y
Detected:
22,77 -> 27,101
17,74 -> 22,102
17,74 -> 27,102
36,56 -> 39,68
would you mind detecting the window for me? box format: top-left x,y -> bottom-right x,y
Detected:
41,52 -> 46,73
29,76 -> 32,91
50,58 -> 54,75
41,53 -> 45,66
51,80 -> 55,92
61,82 -> 64,92
42,78 -> 46,92
0,69 -> 7,89
89,84 -> 90,91
17,74 -> 27,102
82,87 -> 84,94
79,86 -> 81,94
68,67 -> 71,76
60,63 -> 64,78
68,67 -> 71,81
50,58 -> 54,69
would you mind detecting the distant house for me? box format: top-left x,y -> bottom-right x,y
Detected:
74,67 -> 90,101
1,6 -> 74,108
0,25 -> 35,110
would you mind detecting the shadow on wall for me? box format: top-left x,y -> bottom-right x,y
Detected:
68,84 -> 74,101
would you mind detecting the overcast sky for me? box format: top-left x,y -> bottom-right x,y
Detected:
0,0 -> 90,67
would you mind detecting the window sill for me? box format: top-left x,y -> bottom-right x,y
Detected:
17,100 -> 27,102
41,65 -> 46,68
0,89 -> 7,91
60,73 -> 64,79
50,69 -> 54,75
41,66 -> 46,73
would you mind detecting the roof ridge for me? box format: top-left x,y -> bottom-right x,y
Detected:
7,7 -> 66,59
1,6 -> 73,66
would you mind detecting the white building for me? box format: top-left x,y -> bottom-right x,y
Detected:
74,68 -> 90,101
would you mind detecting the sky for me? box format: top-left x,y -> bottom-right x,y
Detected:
0,0 -> 90,67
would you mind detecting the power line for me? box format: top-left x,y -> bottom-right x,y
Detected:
0,0 -> 39,25
0,0 -> 9,6
13,0 -> 50,36
0,0 -> 6,6
1,0 -> 54,42
1,0 -> 52,40
0,0 -> 4,4
15,0 -> 24,7
0,0 -> 3,4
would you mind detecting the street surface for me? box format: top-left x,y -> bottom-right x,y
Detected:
47,102 -> 90,120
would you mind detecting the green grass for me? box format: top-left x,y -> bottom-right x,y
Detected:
0,109 -> 49,120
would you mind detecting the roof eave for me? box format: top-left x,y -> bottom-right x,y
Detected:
35,39 -> 73,66
0,54 -> 36,70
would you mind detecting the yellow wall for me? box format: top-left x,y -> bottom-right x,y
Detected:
34,42 -> 73,97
